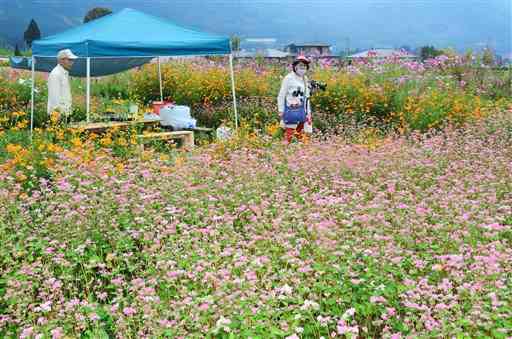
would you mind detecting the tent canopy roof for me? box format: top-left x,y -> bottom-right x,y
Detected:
33,8 -> 231,58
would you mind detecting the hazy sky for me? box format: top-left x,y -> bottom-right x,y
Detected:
2,0 -> 510,54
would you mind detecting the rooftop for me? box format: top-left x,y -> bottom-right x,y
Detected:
286,42 -> 332,47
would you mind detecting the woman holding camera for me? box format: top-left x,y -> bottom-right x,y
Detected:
277,55 -> 313,143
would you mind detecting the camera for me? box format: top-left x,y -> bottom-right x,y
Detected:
309,80 -> 327,92
292,87 -> 305,97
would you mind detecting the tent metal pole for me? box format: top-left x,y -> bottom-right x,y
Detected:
86,57 -> 91,122
30,56 -> 35,141
158,57 -> 163,102
229,54 -> 238,129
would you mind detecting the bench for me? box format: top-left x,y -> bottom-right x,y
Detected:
137,131 -> 194,150
69,118 -> 161,133
187,127 -> 213,133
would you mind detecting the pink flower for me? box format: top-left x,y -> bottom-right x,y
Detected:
414,260 -> 425,269
20,327 -> 34,339
167,270 -> 182,278
286,335 -> 300,339
40,301 -> 52,312
482,223 -> 505,231
370,296 -> 386,304
244,270 -> 258,281
199,303 -> 209,311
51,327 -> 64,339
337,320 -> 359,335
298,265 -> 312,273
110,304 -> 119,313
415,206 -> 428,215
386,307 -> 396,316
89,313 -> 100,321
111,276 -> 124,286
123,307 -> 137,316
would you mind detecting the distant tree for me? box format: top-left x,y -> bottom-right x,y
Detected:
464,48 -> 474,63
24,19 -> 41,48
231,35 -> 241,52
84,7 -> 112,23
440,47 -> 458,58
419,45 -> 442,61
482,47 -> 495,66
14,44 -> 21,56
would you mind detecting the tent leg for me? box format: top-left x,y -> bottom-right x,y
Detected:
229,54 -> 238,129
158,57 -> 163,102
86,57 -> 91,122
30,56 -> 35,142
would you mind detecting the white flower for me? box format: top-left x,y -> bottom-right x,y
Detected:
216,316 -> 231,327
300,299 -> 320,311
342,307 -> 356,320
279,284 -> 293,295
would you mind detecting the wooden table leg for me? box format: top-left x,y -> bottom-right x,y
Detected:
183,132 -> 195,148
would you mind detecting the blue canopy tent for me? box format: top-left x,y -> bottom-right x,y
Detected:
11,56 -> 153,77
29,8 -> 238,137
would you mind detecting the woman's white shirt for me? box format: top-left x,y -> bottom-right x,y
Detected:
277,72 -> 312,129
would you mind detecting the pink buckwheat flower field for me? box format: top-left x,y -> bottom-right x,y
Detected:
0,54 -> 511,338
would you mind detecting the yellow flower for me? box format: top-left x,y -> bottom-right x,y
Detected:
116,162 -> 125,173
71,137 -> 82,148
15,171 -> 27,182
116,137 -> 127,147
175,156 -> 185,167
100,137 -> 113,147
50,111 -> 61,124
15,120 -> 28,129
6,143 -> 22,155
13,111 -> 27,118
43,158 -> 55,168
47,143 -> 59,153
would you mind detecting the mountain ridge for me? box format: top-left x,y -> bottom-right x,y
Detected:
0,0 -> 510,54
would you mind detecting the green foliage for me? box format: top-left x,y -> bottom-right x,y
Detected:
231,35 -> 241,52
84,7 -> 113,23
482,48 -> 495,66
14,44 -> 21,57
420,45 -> 443,61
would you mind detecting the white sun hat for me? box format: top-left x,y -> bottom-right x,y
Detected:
57,49 -> 78,60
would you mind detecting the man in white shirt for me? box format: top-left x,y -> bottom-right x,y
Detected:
47,49 -> 78,119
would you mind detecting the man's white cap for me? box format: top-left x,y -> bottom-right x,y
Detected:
57,49 -> 78,60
